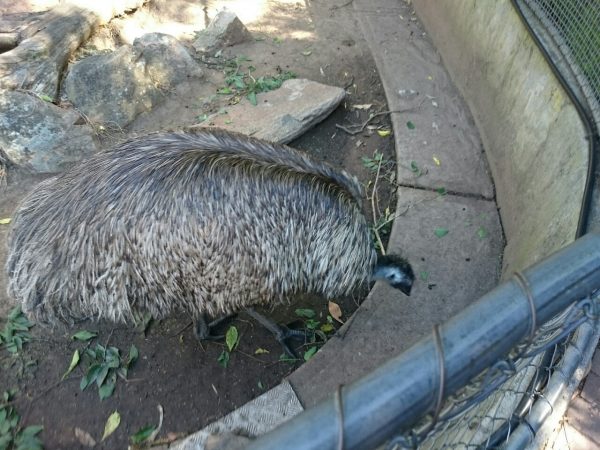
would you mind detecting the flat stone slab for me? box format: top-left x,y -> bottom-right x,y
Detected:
170,381 -> 303,450
195,78 -> 346,144
289,188 -> 503,406
356,0 -> 494,199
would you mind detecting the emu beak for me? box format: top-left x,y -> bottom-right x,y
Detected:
399,282 -> 412,296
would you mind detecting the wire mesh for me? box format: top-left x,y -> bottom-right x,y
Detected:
382,292 -> 599,449
522,0 -> 600,128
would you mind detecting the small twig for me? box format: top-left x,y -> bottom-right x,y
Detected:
330,0 -> 354,10
371,155 -> 386,255
234,349 -> 270,364
336,102 -> 426,135
342,75 -> 355,90
168,321 -> 193,338
104,327 -> 115,348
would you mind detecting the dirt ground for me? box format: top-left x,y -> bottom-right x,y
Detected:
0,1 -> 397,448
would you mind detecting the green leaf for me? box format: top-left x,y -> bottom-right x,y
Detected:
20,425 -> 43,437
130,425 -> 157,444
95,365 -> 110,388
217,350 -> 230,368
301,49 -> 312,56
72,330 -> 97,341
8,307 -> 22,321
254,348 -> 269,355
257,380 -> 265,390
0,434 -> 12,448
80,364 -> 102,390
105,347 -> 120,368
39,94 -> 53,102
127,344 -> 139,367
247,91 -> 257,106
436,187 -> 447,196
225,326 -> 239,352
101,411 -> 120,441
434,228 -> 449,238
305,319 -> 320,330
409,160 -> 423,177
419,271 -> 430,282
477,226 -> 488,239
62,350 -> 80,380
320,323 -> 334,333
99,375 -> 116,400
406,121 -> 415,129
295,308 -> 316,319
303,347 -> 317,361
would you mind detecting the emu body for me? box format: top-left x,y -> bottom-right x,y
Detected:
7,129 -> 403,327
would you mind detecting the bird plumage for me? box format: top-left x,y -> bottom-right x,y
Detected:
7,128 -> 384,326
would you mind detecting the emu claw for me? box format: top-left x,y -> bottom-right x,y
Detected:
274,326 -> 311,359
194,314 -> 236,342
245,308 -> 312,359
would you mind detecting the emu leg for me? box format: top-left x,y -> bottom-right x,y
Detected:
194,314 -> 235,342
245,308 -> 310,359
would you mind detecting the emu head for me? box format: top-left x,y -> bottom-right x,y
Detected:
373,254 -> 414,296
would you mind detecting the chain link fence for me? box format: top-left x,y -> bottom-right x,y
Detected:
520,0 -> 600,128
383,292 -> 600,449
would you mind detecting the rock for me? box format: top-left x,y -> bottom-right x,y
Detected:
64,33 -> 203,128
133,33 -> 203,86
0,91 -> 99,173
195,78 -> 346,144
193,11 -> 252,54
0,1 -> 148,100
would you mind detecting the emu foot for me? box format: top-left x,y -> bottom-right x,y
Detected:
245,308 -> 312,359
194,314 -> 236,342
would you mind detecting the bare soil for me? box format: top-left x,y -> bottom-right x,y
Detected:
0,1 -> 397,448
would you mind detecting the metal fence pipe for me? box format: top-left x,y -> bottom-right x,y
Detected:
243,233 -> 600,450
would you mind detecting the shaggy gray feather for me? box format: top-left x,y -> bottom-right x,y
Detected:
6,128 -> 376,326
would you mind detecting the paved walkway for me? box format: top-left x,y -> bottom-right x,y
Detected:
561,347 -> 600,449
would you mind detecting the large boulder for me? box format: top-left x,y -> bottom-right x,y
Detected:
0,91 -> 98,173
64,33 -> 203,128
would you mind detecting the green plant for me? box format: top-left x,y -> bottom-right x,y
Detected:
0,308 -> 33,355
220,56 -> 296,105
79,344 -> 138,400
217,326 -> 240,368
0,391 -> 43,450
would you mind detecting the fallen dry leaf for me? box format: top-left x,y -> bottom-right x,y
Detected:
75,427 -> 96,447
328,301 -> 344,324
101,411 -> 120,441
352,103 -> 372,110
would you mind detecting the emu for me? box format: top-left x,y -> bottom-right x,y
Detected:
6,128 -> 414,354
